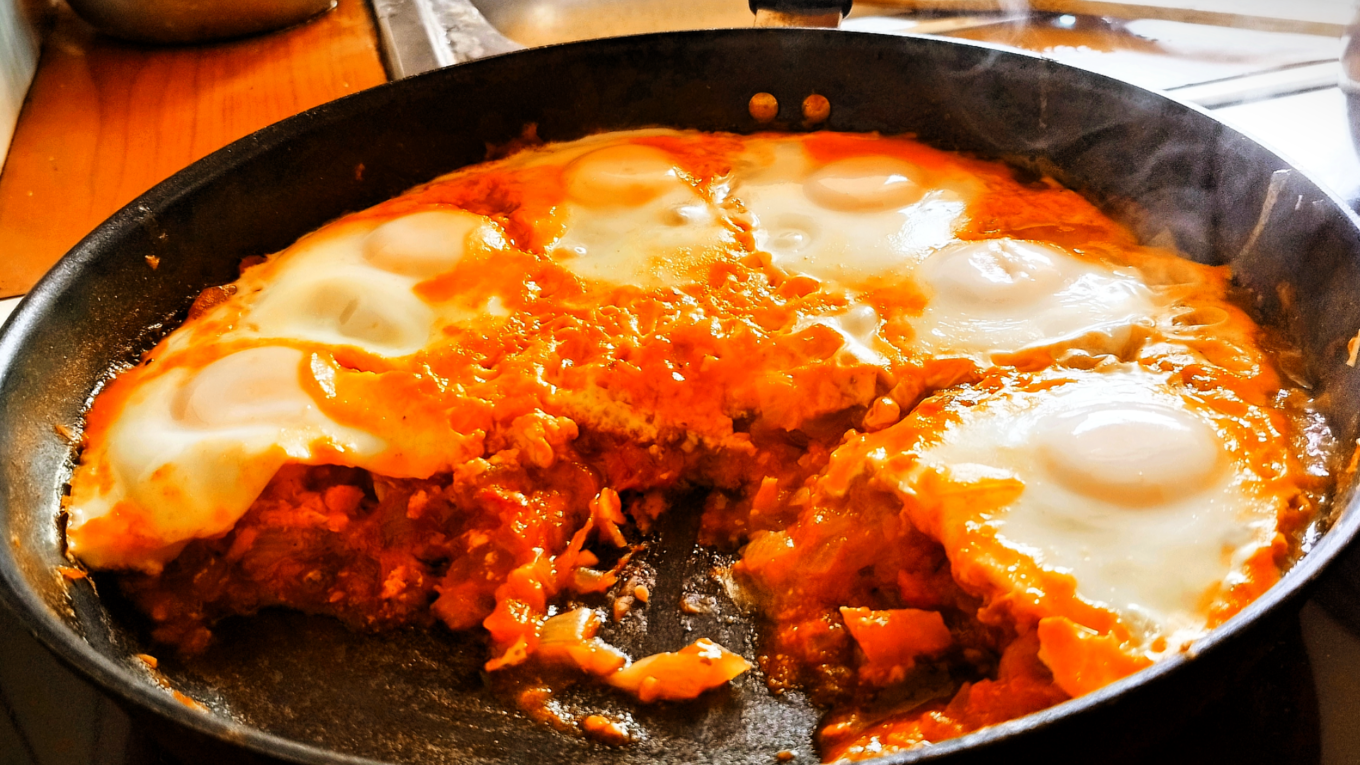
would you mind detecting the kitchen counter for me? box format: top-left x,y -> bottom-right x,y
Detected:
0,0 -> 386,297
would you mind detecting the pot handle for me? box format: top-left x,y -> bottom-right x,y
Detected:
749,0 -> 852,27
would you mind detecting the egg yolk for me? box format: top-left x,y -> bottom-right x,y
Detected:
362,209 -> 483,278
921,240 -> 1067,310
171,346 -> 313,429
249,272 -> 435,355
803,156 -> 925,212
565,144 -> 683,207
1035,401 -> 1224,507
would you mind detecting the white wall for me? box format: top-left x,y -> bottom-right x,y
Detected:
0,0 -> 40,169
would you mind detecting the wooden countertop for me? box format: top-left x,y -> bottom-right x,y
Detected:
0,0 -> 387,297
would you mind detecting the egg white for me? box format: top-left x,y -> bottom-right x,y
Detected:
911,239 -> 1160,361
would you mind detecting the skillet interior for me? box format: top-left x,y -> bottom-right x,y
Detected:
2,29 -> 1360,765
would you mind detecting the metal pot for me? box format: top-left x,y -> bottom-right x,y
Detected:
64,0 -> 337,44
1,28 -> 1358,764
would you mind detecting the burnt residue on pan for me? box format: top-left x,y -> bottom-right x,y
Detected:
106,496 -> 819,764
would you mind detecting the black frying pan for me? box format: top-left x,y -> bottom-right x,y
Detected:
2,26 -> 1359,765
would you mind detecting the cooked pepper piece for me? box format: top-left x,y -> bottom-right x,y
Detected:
607,638 -> 751,703
839,606 -> 952,684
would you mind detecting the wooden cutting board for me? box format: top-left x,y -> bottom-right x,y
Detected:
0,0 -> 387,297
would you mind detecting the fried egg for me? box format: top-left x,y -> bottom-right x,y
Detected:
212,210 -> 512,358
546,143 -> 738,288
66,346 -> 386,570
732,138 -> 975,287
868,365 -> 1290,694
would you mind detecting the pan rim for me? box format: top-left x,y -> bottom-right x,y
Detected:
1,26 -> 1357,765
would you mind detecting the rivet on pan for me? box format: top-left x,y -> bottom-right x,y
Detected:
802,94 -> 830,124
749,92 -> 778,123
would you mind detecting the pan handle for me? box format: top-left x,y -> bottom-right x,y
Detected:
372,0 -> 522,79
374,0 -> 854,81
749,0 -> 852,28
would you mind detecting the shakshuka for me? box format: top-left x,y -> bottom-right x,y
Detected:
61,129 -> 1331,759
